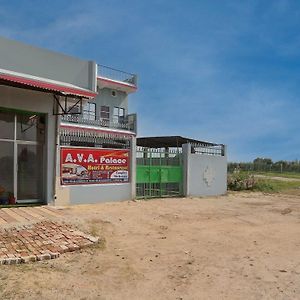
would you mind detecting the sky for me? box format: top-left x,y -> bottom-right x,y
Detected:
0,0 -> 300,162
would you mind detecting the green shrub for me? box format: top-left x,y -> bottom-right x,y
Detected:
227,173 -> 256,191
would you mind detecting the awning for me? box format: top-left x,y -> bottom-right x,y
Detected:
0,68 -> 97,99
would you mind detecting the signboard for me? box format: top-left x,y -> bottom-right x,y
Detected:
60,147 -> 130,185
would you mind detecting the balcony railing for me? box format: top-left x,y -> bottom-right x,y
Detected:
97,64 -> 137,87
61,113 -> 137,133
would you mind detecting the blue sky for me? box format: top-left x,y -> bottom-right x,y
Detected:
0,0 -> 300,162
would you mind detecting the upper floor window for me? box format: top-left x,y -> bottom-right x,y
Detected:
113,107 -> 125,124
100,106 -> 110,122
83,102 -> 96,121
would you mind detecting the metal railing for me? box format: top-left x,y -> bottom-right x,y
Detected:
61,114 -> 136,132
60,128 -> 131,149
97,64 -> 137,86
190,143 -> 225,156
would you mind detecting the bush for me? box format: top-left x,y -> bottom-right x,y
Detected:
227,172 -> 300,193
227,173 -> 257,191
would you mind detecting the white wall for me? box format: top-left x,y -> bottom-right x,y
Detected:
183,143 -> 227,197
0,36 -> 97,92
93,88 -> 128,121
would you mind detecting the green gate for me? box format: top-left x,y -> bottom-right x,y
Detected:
136,147 -> 183,199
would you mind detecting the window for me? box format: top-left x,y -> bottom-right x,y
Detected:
111,90 -> 117,97
17,114 -> 45,143
100,106 -> 110,122
113,107 -> 125,124
83,102 -> 96,121
0,111 -> 14,140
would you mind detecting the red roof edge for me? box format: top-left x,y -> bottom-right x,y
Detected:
0,73 -> 97,99
97,77 -> 137,91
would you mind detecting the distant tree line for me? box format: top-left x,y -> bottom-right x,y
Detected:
228,157 -> 300,173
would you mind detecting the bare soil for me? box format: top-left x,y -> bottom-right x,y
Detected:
0,192 -> 300,300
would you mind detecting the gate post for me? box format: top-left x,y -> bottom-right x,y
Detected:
182,143 -> 191,197
131,136 -> 137,199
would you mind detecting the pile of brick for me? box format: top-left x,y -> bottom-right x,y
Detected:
0,221 -> 99,264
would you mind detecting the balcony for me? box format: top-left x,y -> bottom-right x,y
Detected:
61,113 -> 137,134
97,65 -> 137,94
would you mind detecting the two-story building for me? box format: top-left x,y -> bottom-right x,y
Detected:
0,36 -> 137,206
56,65 -> 138,205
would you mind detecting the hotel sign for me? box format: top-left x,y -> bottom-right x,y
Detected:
60,147 -> 130,185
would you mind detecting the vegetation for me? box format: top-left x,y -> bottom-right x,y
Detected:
228,157 -> 300,174
227,173 -> 256,191
252,172 -> 300,179
227,172 -> 300,193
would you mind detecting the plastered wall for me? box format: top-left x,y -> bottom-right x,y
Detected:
183,144 -> 227,197
0,36 -> 97,92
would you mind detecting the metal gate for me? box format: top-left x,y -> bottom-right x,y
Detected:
136,147 -> 183,199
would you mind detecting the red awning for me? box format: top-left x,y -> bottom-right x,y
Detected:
0,69 -> 97,99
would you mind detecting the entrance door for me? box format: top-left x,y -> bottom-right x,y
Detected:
17,144 -> 43,203
136,147 -> 183,199
0,110 -> 45,204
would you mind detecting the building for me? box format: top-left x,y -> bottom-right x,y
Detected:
0,36 -> 227,207
0,36 -> 137,206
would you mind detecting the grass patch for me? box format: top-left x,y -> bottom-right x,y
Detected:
241,171 -> 300,179
254,179 -> 300,193
228,172 -> 300,193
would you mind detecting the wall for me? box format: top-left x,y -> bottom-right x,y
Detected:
55,136 -> 136,205
183,144 -> 227,197
91,87 -> 128,121
0,85 -> 56,204
66,184 -> 132,205
0,36 -> 97,92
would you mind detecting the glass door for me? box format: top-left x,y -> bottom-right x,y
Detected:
0,141 -> 14,205
0,109 -> 45,204
17,144 -> 43,203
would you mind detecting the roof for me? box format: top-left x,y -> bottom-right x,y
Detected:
136,136 -> 218,148
0,68 -> 97,99
97,76 -> 137,94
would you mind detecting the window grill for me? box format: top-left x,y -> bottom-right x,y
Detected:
190,143 -> 225,156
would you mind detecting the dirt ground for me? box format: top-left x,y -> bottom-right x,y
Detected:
0,192 -> 299,300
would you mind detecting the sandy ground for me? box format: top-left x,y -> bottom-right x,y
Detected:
0,192 -> 299,300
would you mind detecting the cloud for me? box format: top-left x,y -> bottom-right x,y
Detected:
1,1 -> 300,162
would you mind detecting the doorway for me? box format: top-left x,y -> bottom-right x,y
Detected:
0,109 -> 45,204
136,147 -> 183,199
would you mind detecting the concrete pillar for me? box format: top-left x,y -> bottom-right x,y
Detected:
182,143 -> 191,197
131,136 -> 137,199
